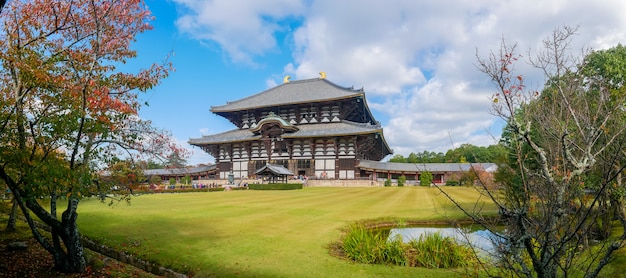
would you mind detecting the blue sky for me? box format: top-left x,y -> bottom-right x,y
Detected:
131,0 -> 626,165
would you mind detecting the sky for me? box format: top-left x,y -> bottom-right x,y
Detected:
131,0 -> 626,165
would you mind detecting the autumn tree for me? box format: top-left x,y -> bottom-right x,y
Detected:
443,27 -> 626,277
105,159 -> 146,194
0,0 -> 183,273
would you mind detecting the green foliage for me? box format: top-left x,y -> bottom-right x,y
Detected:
581,44 -> 626,92
342,224 -> 386,264
138,160 -> 165,170
409,232 -> 475,269
445,180 -> 459,186
181,175 -> 191,185
166,152 -> 188,168
248,183 -> 302,190
397,175 -> 406,187
388,145 -> 505,164
389,154 -> 406,163
168,178 -> 176,186
133,187 -> 227,194
106,160 -> 146,190
148,175 -> 161,185
444,144 -> 506,163
420,172 -> 433,187
384,178 -> 392,187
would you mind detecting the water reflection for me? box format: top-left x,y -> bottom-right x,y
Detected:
389,227 -> 497,254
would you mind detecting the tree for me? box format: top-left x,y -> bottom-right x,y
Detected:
166,151 -> 188,168
442,27 -> 626,277
105,159 -> 146,195
388,154 -> 406,163
1,179 -> 18,232
137,159 -> 165,170
148,175 -> 162,186
0,0 -> 183,273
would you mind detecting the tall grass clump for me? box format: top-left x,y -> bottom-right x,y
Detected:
409,232 -> 475,268
341,224 -> 386,264
341,225 -> 476,269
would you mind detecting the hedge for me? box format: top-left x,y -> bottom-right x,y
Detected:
248,183 -> 303,190
129,187 -> 235,194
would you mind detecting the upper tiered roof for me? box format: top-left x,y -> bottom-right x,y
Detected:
211,78 -> 365,113
189,120 -> 386,145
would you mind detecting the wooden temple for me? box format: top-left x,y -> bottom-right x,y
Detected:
189,74 -> 393,180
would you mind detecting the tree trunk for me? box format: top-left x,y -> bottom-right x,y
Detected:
20,193 -> 87,273
5,197 -> 18,232
1,166 -> 86,273
52,198 -> 87,273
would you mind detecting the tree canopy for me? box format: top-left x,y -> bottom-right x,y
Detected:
388,144 -> 505,164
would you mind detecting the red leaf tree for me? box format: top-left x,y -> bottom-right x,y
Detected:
0,0 -> 183,273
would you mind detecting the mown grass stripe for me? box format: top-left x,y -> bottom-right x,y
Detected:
76,187 -> 494,277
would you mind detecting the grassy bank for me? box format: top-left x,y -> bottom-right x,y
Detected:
76,186 -> 496,277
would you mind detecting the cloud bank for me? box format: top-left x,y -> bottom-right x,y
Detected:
173,0 -> 626,158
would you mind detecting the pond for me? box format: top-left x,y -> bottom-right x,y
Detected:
388,226 -> 499,255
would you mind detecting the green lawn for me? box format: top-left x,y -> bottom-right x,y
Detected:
76,186 -> 496,277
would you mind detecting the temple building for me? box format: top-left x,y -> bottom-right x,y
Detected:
189,74 -> 393,180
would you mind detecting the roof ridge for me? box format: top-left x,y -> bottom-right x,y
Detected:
210,78 -> 363,112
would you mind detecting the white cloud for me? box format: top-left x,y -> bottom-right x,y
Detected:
173,0 -> 305,65
199,128 -> 209,135
172,0 -> 626,158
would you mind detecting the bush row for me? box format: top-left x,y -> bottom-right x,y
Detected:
248,183 -> 303,190
129,187 -> 247,194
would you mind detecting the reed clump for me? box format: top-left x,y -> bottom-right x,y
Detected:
341,224 -> 476,268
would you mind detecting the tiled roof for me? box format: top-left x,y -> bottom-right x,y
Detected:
211,78 -> 364,112
143,164 -> 216,176
357,160 -> 497,173
255,163 -> 294,176
188,121 -> 384,145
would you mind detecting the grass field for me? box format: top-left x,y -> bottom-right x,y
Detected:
76,186 -> 498,277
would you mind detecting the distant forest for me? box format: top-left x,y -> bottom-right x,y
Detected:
388,144 -> 505,163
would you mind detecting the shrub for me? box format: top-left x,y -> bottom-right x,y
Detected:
384,178 -> 392,187
248,183 -> 302,190
445,180 -> 459,186
169,178 -> 176,186
397,175 -> 406,187
419,171 -> 433,187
